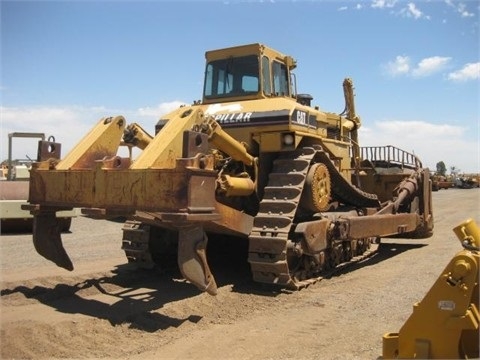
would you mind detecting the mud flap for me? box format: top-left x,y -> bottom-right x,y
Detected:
177,224 -> 217,296
33,212 -> 74,271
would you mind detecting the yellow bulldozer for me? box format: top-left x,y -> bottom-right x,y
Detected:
24,43 -> 433,295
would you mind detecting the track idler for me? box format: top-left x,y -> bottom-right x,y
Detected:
32,211 -> 73,271
177,224 -> 218,296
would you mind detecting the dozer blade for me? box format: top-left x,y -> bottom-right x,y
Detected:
33,212 -> 73,271
177,224 -> 217,296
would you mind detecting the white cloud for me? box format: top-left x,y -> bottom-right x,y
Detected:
399,2 -> 431,20
371,0 -> 472,22
136,101 -> 186,117
457,3 -> 474,18
411,56 -> 452,77
445,0 -> 475,18
0,102 -> 186,162
384,55 -> 411,76
384,55 -> 459,78
374,120 -> 463,137
406,2 -> 422,19
371,0 -> 397,9
337,3 -> 363,11
447,62 -> 480,81
359,120 -> 478,173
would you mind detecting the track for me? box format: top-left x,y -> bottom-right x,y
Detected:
121,220 -> 154,268
248,147 -> 316,289
247,146 -> 379,290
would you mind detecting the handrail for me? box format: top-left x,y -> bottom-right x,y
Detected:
358,145 -> 422,169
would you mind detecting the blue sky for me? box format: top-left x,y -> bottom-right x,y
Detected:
1,0 -> 479,173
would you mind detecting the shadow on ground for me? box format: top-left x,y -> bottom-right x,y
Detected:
1,236 -> 427,332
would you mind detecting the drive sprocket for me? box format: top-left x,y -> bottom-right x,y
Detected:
302,162 -> 331,212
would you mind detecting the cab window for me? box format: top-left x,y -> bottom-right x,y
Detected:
204,55 -> 259,98
272,60 -> 289,96
262,56 -> 271,96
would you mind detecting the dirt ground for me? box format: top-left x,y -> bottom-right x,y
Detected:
1,188 -> 479,360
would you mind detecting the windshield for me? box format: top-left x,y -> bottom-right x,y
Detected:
204,55 -> 259,98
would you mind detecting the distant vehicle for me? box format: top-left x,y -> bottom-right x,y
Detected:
431,174 -> 455,191
456,175 -> 479,189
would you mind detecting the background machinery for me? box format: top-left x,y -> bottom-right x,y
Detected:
24,43 -> 433,295
382,218 -> 479,359
431,174 -> 455,191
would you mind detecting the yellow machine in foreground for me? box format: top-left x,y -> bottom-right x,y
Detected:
24,43 -> 433,295
382,218 -> 479,359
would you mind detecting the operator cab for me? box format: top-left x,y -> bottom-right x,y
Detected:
202,43 -> 297,104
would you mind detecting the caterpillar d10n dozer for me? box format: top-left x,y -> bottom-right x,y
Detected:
24,43 -> 433,295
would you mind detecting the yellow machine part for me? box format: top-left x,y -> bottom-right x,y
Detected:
55,116 -> 126,170
382,218 -> 479,359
